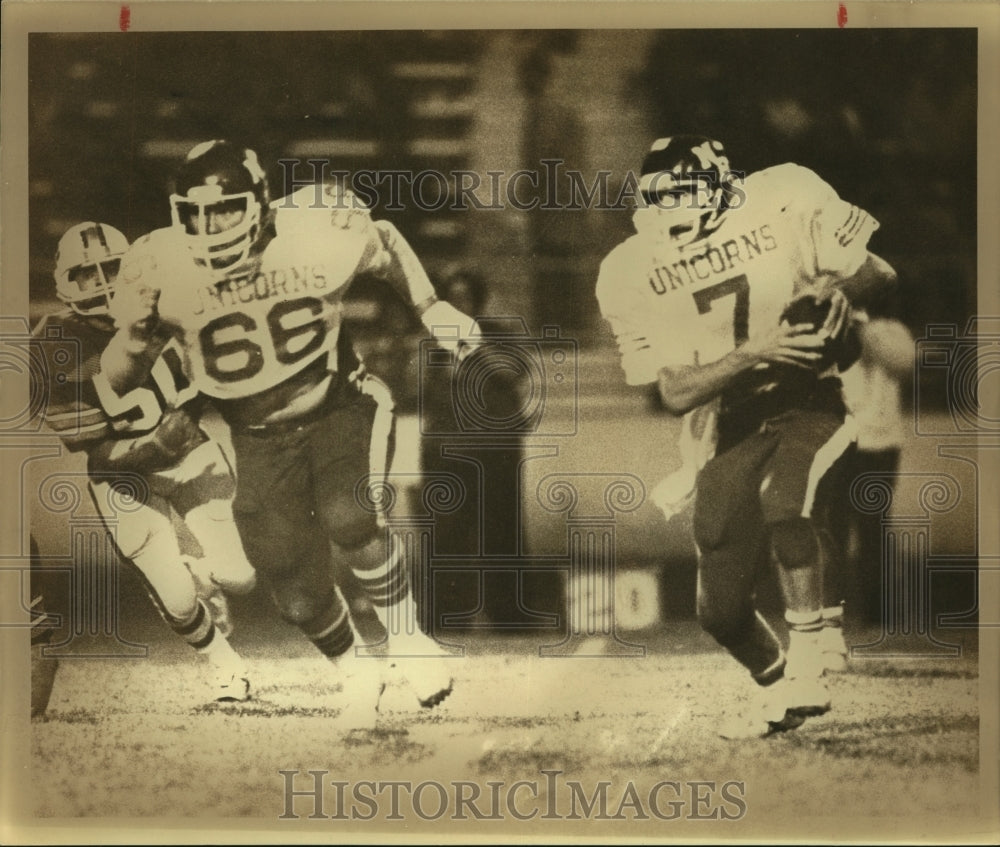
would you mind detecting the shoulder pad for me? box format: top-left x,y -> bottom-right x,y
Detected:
747,163 -> 837,216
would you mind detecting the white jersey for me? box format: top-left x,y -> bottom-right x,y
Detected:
596,163 -> 879,387
111,187 -> 389,402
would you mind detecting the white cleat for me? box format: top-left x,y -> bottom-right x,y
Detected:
719,678 -> 808,740
385,631 -> 455,709
214,672 -> 251,703
782,674 -> 832,717
333,655 -> 386,731
818,625 -> 849,674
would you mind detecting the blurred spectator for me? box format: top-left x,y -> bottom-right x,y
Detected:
420,269 -> 556,635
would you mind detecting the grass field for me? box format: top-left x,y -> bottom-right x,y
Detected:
28,617 -> 985,842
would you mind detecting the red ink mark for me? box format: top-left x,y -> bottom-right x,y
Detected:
119,5 -> 131,31
837,3 -> 848,27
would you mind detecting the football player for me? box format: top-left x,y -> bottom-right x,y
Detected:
34,221 -> 257,703
596,136 -> 897,738
100,141 -> 481,722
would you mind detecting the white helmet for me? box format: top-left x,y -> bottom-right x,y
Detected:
53,222 -> 129,315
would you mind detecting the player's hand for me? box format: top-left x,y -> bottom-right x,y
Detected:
113,282 -> 166,347
152,408 -> 207,461
818,288 -> 851,342
420,300 -> 483,358
456,319 -> 485,363
742,321 -> 827,369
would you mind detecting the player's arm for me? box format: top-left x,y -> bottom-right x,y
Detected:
101,323 -> 172,395
656,321 -> 829,416
831,251 -> 899,318
596,253 -> 831,414
370,219 -> 482,354
86,407 -> 206,475
799,167 -> 898,315
101,238 -> 175,393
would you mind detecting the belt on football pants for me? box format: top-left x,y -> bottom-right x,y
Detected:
232,365 -> 368,439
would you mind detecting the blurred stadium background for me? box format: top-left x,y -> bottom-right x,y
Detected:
26,29 -> 981,644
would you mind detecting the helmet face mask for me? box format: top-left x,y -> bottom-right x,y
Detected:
170,188 -> 259,271
169,140 -> 269,273
53,222 -> 129,316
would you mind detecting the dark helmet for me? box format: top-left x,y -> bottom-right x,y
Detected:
169,140 -> 270,271
634,135 -> 736,244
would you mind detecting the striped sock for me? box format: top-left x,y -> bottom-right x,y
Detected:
822,604 -> 845,629
301,597 -> 355,659
785,609 -> 824,678
169,600 -> 216,651
785,608 -> 824,633
351,536 -> 410,612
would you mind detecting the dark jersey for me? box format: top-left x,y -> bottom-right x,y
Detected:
32,310 -> 192,451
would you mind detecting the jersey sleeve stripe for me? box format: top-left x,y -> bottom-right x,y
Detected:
46,418 -> 110,436
836,207 -> 873,246
837,205 -> 860,235
45,408 -> 107,423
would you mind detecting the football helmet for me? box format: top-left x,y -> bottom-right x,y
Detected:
633,135 -> 736,246
53,222 -> 129,316
169,140 -> 270,272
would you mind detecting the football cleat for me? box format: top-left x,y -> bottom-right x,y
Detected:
385,631 -> 455,709
332,654 -> 386,731
214,672 -> 251,703
719,678 -> 809,740
818,624 -> 850,675
784,635 -> 834,714
782,674 -> 832,718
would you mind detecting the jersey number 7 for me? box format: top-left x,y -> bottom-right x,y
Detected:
691,274 -> 749,345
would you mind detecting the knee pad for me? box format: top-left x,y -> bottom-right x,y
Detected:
271,581 -> 334,626
327,512 -> 379,552
770,518 -> 820,571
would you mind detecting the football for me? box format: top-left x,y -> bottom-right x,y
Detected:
779,291 -> 850,371
780,291 -> 835,332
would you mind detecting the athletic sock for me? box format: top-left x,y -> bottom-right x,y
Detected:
301,597 -> 355,660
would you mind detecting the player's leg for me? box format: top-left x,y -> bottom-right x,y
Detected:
312,378 -> 454,708
228,426 -> 382,725
693,434 -> 786,681
91,478 -> 250,702
228,428 -> 356,651
168,440 -> 258,637
694,433 -> 818,738
811,445 -> 859,673
761,389 -> 855,701
170,440 -> 257,594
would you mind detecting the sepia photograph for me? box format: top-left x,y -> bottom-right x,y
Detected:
1,1 -> 998,843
